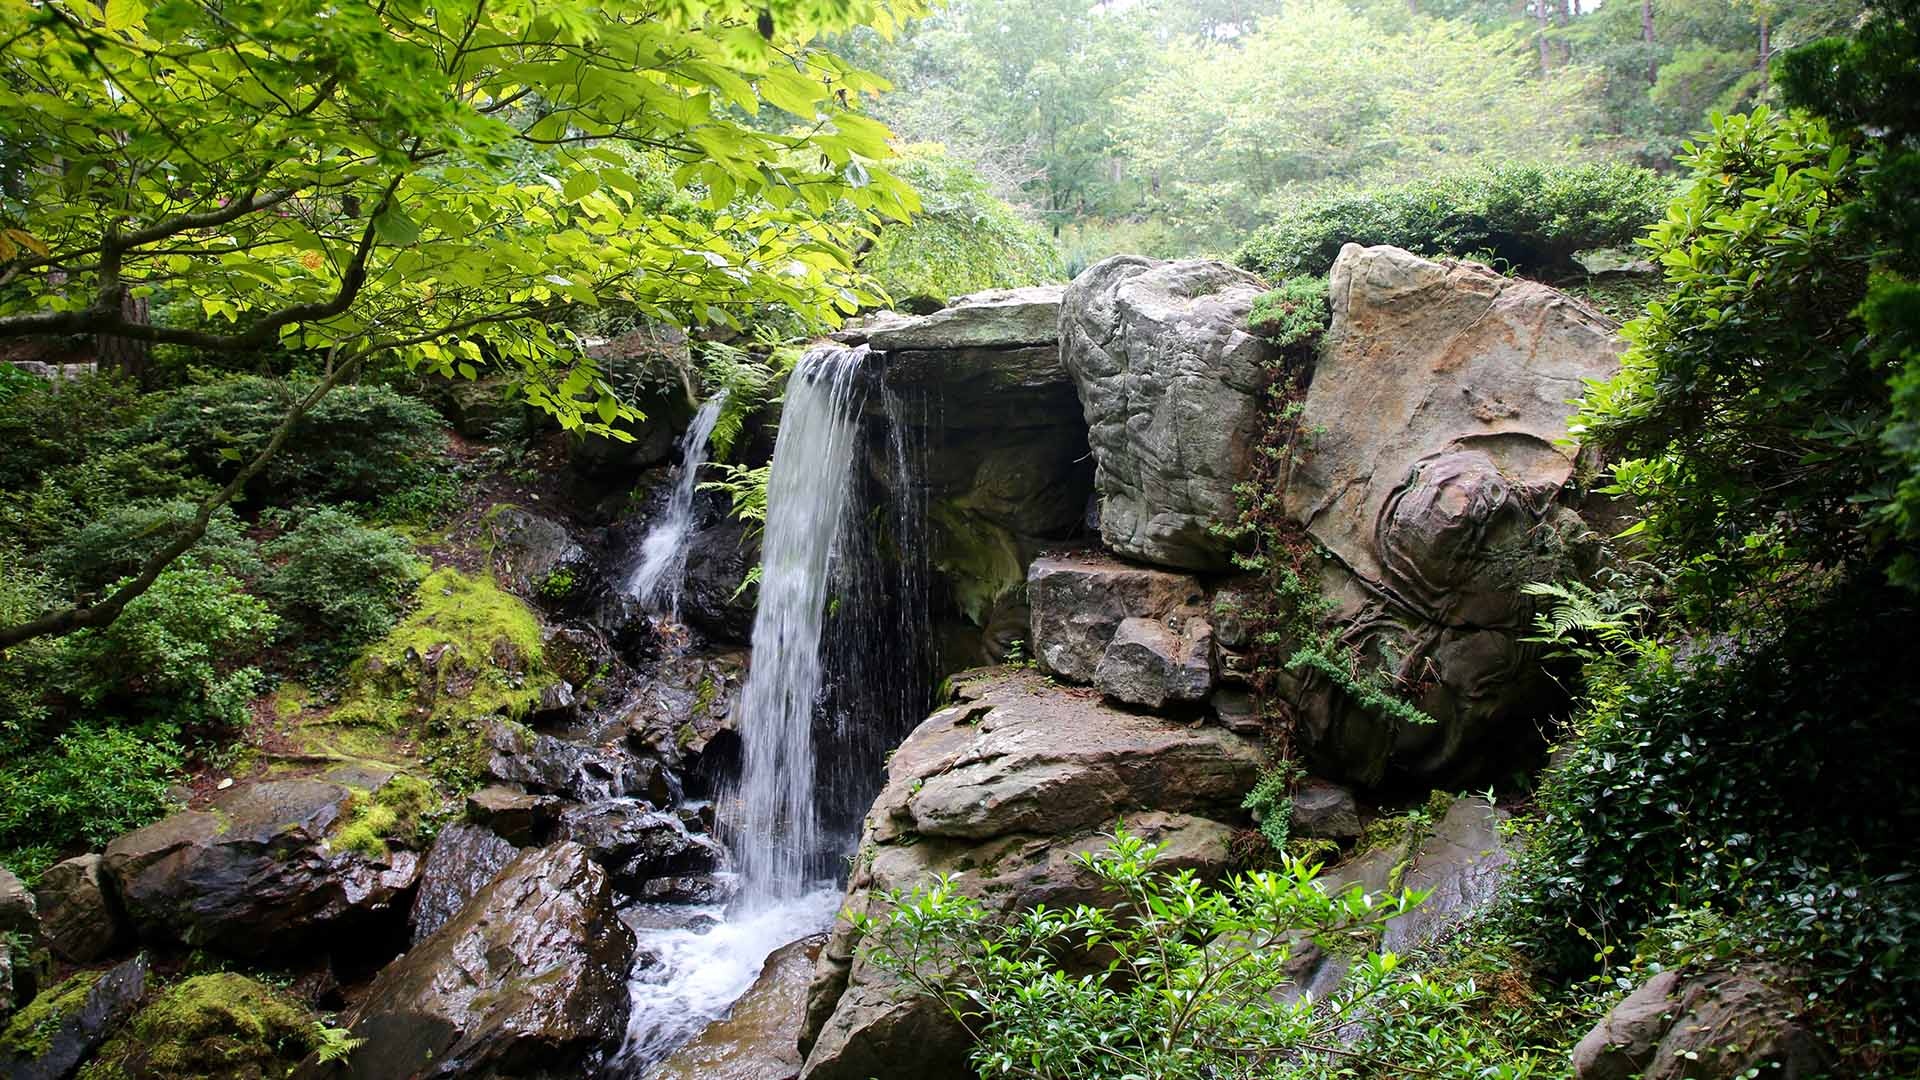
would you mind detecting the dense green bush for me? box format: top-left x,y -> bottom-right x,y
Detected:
0,557 -> 59,752
1244,276 -> 1331,349
0,722 -> 183,879
131,375 -> 449,505
1578,108 -> 1883,611
57,566 -> 276,734
1233,162 -> 1673,281
859,143 -> 1064,307
1510,580 -> 1920,1069
261,509 -> 423,663
861,830 -> 1559,1079
56,501 -> 262,593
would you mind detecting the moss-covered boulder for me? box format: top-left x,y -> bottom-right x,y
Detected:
0,955 -> 148,1080
310,568 -> 552,787
80,973 -> 318,1080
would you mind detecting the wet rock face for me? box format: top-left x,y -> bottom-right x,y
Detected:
1060,256 -> 1275,571
102,777 -> 419,961
482,720 -> 642,803
310,843 -> 635,1080
1573,965 -> 1825,1080
409,823 -> 520,945
798,669 -> 1256,1080
555,800 -> 728,897
653,934 -> 826,1080
1277,244 -> 1622,785
34,854 -> 125,964
871,285 -> 1094,644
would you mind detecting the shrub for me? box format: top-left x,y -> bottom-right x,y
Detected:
1244,276 -> 1330,349
0,557 -> 60,753
0,722 -> 183,878
0,371 -> 149,492
858,143 -> 1064,307
1510,579 -> 1920,1070
261,508 -> 423,663
130,375 -> 449,505
1233,162 -> 1673,281
56,500 -> 262,593
858,829 -> 1557,1080
1577,108 -> 1883,611
56,566 -> 276,734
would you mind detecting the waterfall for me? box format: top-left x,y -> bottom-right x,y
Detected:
729,346 -> 871,902
612,344 -> 930,1074
626,391 -> 728,616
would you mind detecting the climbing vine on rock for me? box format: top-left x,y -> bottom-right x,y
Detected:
1219,276 -> 1431,845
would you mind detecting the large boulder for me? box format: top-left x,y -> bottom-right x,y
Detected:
865,286 -> 1065,353
304,843 -> 635,1080
1060,256 -> 1275,571
102,777 -> 420,960
651,935 -> 825,1080
0,954 -> 147,1080
1573,965 -> 1824,1080
488,507 -> 591,601
797,669 -> 1257,1080
0,868 -> 43,1014
34,854 -> 125,964
409,823 -> 520,944
1027,552 -> 1205,684
1279,245 -> 1622,785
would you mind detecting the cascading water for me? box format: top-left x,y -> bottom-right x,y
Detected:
728,347 -> 872,901
611,344 -> 930,1075
626,391 -> 728,616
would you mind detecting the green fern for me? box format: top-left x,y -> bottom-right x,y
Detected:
1520,579 -> 1648,655
700,342 -> 800,461
312,1022 -> 365,1064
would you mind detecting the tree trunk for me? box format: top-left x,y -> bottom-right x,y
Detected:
95,287 -> 152,387
1643,0 -> 1657,86
1758,11 -> 1772,81
1538,0 -> 1553,76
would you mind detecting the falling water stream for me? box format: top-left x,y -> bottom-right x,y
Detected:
626,391 -> 728,616
613,345 -> 928,1075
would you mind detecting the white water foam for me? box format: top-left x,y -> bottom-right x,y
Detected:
614,889 -> 841,1073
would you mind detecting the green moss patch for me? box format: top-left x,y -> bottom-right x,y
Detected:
1,968 -> 103,1058
79,973 -> 317,1080
331,774 -> 438,859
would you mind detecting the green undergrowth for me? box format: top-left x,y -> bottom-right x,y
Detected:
1,967 -> 103,1059
313,567 -> 546,793
331,774 -> 438,859
79,973 -> 320,1080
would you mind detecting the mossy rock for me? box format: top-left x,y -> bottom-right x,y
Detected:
79,973 -> 317,1080
331,774 -> 438,859
0,968 -> 103,1059
317,568 -> 549,782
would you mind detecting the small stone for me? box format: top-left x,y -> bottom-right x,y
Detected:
465,784 -> 559,845
1290,781 -> 1362,841
1094,616 -> 1213,710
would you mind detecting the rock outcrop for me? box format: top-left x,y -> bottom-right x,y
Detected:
307,843 -> 635,1080
1278,244 -> 1622,785
1060,257 -> 1275,571
0,868 -> 42,1015
867,286 -> 1094,658
1573,965 -> 1824,1080
797,668 -> 1260,1079
103,776 -> 420,960
1026,552 -> 1205,684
